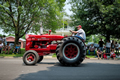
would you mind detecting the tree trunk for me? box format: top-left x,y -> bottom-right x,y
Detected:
14,26 -> 20,48
14,34 -> 19,47
106,34 -> 110,41
14,28 -> 19,47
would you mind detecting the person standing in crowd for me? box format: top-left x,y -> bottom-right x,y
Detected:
115,42 -> 119,54
98,38 -> 104,51
0,36 -> 3,42
0,40 -> 3,53
111,40 -> 115,49
118,42 -> 120,53
3,35 -> 7,48
105,40 -> 111,55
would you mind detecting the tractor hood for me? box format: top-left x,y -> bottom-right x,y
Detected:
26,34 -> 64,41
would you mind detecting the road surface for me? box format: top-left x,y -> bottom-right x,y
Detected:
0,58 -> 120,80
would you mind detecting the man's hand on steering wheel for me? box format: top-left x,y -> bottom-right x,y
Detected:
69,30 -> 72,33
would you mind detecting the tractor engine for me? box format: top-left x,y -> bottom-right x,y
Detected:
25,33 -> 64,56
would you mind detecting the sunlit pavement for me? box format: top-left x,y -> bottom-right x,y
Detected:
0,58 -> 120,80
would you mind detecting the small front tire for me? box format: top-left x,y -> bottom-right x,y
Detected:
23,50 -> 39,65
37,56 -> 43,63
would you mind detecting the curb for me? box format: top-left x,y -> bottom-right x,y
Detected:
89,58 -> 98,59
0,56 -> 98,59
0,56 -> 53,59
0,56 -> 119,60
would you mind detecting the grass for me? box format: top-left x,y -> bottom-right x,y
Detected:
86,55 -> 96,58
52,53 -> 57,57
0,54 -> 24,57
52,53 -> 96,58
0,48 -> 97,58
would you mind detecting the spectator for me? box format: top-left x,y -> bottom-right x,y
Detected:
110,49 -> 116,60
88,44 -> 95,55
97,48 -> 103,59
0,36 -> 3,42
12,44 -> 20,54
0,40 -> 3,53
119,42 -> 120,53
98,38 -> 104,51
117,54 -> 120,58
105,40 -> 111,55
3,35 -> 7,47
103,53 -> 107,59
111,40 -> 115,49
4,43 -> 10,54
115,42 -> 119,54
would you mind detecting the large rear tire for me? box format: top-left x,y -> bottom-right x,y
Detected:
23,50 -> 39,65
56,37 -> 86,66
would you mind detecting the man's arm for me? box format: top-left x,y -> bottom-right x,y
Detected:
70,30 -> 78,34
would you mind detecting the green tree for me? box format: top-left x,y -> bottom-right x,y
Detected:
8,34 -> 15,37
0,0 -> 65,46
69,0 -> 120,40
0,34 -> 2,36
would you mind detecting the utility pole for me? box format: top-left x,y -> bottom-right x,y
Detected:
62,18 -> 64,36
40,22 -> 43,35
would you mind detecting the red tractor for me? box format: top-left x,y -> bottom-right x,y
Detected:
23,31 -> 86,66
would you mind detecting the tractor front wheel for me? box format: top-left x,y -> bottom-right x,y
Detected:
23,50 -> 39,65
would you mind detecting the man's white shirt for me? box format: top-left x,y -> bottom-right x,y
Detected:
76,29 -> 86,40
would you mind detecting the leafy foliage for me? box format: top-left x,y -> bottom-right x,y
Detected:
86,34 -> 105,43
69,0 -> 120,40
0,0 -> 65,45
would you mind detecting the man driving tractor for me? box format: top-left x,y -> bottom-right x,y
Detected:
69,25 -> 86,42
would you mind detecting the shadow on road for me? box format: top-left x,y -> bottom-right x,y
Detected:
15,62 -> 120,80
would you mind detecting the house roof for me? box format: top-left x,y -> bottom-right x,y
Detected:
6,36 -> 26,41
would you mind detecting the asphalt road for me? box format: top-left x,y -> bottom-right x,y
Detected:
0,58 -> 120,80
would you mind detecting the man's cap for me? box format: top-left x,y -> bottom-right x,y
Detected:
77,25 -> 82,28
49,30 -> 51,32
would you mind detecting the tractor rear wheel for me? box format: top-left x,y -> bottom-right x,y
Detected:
37,56 -> 43,63
23,50 -> 39,65
56,37 -> 86,66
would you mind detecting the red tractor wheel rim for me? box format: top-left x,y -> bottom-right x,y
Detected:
26,53 -> 35,62
64,44 -> 78,59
